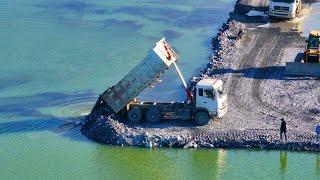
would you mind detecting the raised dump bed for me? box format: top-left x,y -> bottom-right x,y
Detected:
101,38 -> 178,113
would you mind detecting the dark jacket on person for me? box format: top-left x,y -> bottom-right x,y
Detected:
280,119 -> 287,132
316,125 -> 320,134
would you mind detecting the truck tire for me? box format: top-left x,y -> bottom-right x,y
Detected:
127,107 -> 143,123
195,111 -> 210,126
146,108 -> 161,124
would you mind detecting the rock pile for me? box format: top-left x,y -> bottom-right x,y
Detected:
189,20 -> 244,89
82,108 -> 320,150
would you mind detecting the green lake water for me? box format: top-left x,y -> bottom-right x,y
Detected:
1,0 -> 320,179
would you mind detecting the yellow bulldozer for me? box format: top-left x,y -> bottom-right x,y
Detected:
305,30 -> 320,63
285,30 -> 320,76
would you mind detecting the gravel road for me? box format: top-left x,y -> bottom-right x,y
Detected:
81,0 -> 320,151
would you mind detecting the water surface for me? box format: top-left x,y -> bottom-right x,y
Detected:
1,0 -> 319,179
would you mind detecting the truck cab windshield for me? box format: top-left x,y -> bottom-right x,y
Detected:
204,89 -> 214,99
308,35 -> 320,49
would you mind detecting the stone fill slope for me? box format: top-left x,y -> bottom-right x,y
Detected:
81,0 -> 320,151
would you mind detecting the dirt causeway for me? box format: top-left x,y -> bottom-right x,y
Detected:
81,0 -> 320,151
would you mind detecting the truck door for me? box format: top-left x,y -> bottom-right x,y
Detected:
196,88 -> 218,116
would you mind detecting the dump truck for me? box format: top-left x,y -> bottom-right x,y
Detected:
91,38 -> 227,126
269,0 -> 301,19
285,30 -> 320,76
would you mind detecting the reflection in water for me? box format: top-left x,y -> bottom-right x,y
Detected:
94,147 -> 227,179
95,146 -> 176,179
96,147 -> 221,179
280,151 -> 288,179
190,148 -> 224,179
216,149 -> 226,179
316,154 -> 320,177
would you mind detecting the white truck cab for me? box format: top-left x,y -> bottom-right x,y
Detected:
195,79 -> 227,118
269,0 -> 301,19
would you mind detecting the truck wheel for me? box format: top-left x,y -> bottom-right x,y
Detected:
195,111 -> 210,126
146,108 -> 161,124
127,107 -> 143,123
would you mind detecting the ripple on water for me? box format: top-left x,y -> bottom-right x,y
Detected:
39,96 -> 95,118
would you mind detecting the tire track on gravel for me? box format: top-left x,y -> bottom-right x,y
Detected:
250,29 -> 285,118
228,28 -> 278,122
226,28 -> 305,128
252,31 -> 312,122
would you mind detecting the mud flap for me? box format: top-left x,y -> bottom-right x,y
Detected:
285,62 -> 320,76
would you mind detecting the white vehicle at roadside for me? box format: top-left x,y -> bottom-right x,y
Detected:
269,0 -> 301,19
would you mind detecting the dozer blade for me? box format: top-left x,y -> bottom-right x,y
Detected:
285,62 -> 320,76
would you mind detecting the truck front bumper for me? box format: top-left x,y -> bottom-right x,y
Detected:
269,10 -> 294,18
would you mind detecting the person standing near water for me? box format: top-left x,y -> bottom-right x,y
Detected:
315,122 -> 320,143
280,118 -> 287,142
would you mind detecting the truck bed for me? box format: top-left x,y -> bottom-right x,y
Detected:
101,38 -> 178,113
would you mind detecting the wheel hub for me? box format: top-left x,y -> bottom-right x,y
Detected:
132,113 -> 137,119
